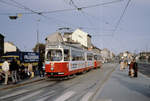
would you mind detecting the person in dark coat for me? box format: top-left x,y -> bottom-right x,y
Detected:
133,59 -> 138,77
38,60 -> 44,77
9,59 -> 18,84
20,63 -> 25,79
129,60 -> 134,77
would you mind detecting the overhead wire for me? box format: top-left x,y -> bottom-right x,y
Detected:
91,0 -> 131,37
110,0 -> 131,54
0,0 -> 127,53
9,0 -> 41,15
0,0 -> 126,35
68,0 -> 78,9
8,0 -> 77,28
0,0 -> 48,16
0,0 -> 124,15
64,0 -> 124,37
81,0 -> 123,9
0,0 -> 25,10
89,0 -> 131,53
79,10 -> 110,25
67,0 -> 94,27
112,0 -> 131,36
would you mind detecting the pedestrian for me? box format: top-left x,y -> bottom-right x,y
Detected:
20,63 -> 25,79
124,60 -> 128,69
133,59 -> 138,77
10,59 -> 18,84
28,63 -> 34,78
0,71 -> 4,83
129,59 -> 134,77
2,59 -> 10,85
120,60 -> 124,70
16,62 -> 21,81
38,60 -> 44,77
24,65 -> 28,78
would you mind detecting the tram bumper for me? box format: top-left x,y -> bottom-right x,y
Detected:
46,72 -> 65,77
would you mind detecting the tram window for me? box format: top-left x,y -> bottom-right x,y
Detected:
64,49 -> 70,61
98,55 -> 101,60
72,50 -> 84,61
87,53 -> 93,60
46,50 -> 62,61
94,55 -> 98,60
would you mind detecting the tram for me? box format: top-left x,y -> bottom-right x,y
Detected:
45,42 -> 101,78
94,53 -> 102,69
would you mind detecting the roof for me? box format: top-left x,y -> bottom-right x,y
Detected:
0,34 -> 4,38
45,32 -> 64,43
5,41 -> 15,46
73,28 -> 92,38
4,41 -> 20,52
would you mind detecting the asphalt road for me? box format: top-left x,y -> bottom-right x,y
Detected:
0,63 -> 118,101
138,63 -> 150,77
92,64 -> 150,101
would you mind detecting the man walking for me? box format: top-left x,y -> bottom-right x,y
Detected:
38,60 -> 44,77
10,59 -> 18,84
2,59 -> 9,85
133,59 -> 138,77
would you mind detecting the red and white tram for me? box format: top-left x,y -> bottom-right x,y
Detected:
45,43 -> 101,78
94,53 -> 102,69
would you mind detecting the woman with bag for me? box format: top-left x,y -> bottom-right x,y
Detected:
28,63 -> 34,78
129,59 -> 134,77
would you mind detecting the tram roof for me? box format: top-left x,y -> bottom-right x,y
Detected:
46,42 -> 84,50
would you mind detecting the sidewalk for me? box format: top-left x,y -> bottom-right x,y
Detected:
93,67 -> 150,101
0,76 -> 44,91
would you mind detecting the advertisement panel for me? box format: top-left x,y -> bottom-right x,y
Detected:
22,52 -> 39,63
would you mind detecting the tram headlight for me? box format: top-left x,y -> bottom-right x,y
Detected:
51,67 -> 54,71
51,62 -> 54,71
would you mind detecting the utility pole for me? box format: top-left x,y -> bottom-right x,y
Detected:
36,19 -> 40,53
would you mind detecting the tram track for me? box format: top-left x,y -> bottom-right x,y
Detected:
0,63 -> 118,101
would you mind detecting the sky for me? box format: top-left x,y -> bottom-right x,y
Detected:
0,0 -> 150,55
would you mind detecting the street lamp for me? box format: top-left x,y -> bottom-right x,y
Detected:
9,14 -> 22,20
9,16 -> 18,20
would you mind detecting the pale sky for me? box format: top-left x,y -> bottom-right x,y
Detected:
0,0 -> 150,54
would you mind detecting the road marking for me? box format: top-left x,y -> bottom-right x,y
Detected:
0,89 -> 29,99
80,92 -> 93,101
54,91 -> 75,101
98,99 -> 112,101
36,91 -> 55,101
36,96 -> 50,101
14,90 -> 43,101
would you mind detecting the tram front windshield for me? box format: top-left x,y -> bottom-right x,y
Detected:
46,49 -> 62,61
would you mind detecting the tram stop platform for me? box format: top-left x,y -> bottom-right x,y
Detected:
93,67 -> 150,101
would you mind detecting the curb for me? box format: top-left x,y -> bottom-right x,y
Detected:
138,72 -> 150,80
0,78 -> 45,91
